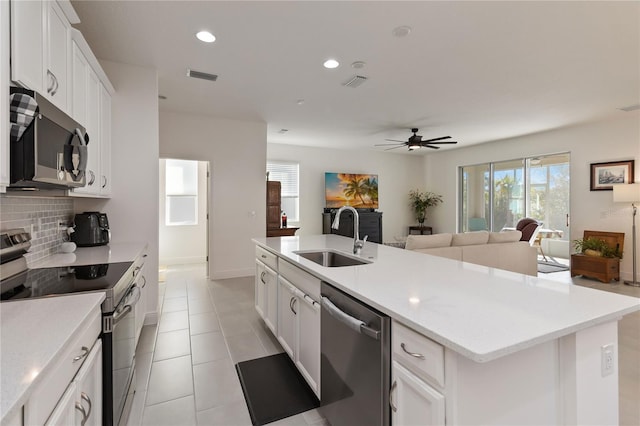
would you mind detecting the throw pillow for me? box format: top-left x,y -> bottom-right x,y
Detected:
488,230 -> 522,244
405,233 -> 453,250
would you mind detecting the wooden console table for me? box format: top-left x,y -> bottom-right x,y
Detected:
570,230 -> 624,283
409,226 -> 433,235
571,254 -> 620,283
267,227 -> 299,237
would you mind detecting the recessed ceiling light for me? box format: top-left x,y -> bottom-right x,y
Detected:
351,61 -> 366,69
296,99 -> 305,105
392,25 -> 412,37
323,59 -> 340,69
196,31 -> 216,43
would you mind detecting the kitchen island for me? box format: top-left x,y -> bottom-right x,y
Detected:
254,234 -> 640,425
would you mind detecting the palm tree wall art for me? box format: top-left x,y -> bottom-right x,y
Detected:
325,173 -> 379,209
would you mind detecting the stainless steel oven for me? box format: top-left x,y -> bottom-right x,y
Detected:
103,277 -> 141,426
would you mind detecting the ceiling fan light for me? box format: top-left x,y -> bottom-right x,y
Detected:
408,144 -> 421,150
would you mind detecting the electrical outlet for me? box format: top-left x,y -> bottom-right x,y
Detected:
601,344 -> 615,377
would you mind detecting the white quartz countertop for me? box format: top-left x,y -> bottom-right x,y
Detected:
0,293 -> 105,423
30,242 -> 147,268
254,234 -> 640,362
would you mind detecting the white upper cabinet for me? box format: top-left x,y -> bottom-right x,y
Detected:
10,0 -> 44,94
44,0 -> 70,111
99,84 -> 112,195
71,40 -> 88,125
1,0 -> 10,192
11,0 -> 71,113
68,29 -> 114,198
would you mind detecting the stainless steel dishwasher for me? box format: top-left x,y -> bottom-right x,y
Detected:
319,281 -> 390,426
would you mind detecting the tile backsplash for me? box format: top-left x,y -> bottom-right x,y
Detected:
0,195 -> 74,265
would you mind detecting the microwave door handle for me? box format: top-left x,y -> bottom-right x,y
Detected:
75,129 -> 88,173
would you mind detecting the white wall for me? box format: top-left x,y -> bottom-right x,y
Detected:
159,111 -> 267,279
158,159 -> 207,265
423,114 -> 640,281
75,61 -> 160,321
267,144 -> 426,242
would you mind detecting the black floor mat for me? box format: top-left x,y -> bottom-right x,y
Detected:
236,353 -> 320,425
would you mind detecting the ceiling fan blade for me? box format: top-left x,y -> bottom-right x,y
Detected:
384,139 -> 408,143
425,141 -> 458,145
422,144 -> 440,149
422,136 -> 451,143
375,143 -> 406,146
384,145 -> 406,151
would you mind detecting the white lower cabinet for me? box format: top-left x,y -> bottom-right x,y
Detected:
391,361 -> 445,426
295,293 -> 320,393
44,381 -> 77,425
255,259 -> 277,334
45,340 -> 102,426
276,273 -> 320,397
277,277 -> 297,358
24,309 -> 102,425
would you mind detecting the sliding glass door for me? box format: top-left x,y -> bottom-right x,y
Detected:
492,159 -> 525,230
459,153 -> 570,259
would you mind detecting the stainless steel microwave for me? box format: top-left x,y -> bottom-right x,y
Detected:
9,87 -> 88,190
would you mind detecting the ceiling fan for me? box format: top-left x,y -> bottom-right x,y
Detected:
375,128 -> 458,151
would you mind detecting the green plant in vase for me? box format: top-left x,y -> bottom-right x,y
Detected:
409,189 -> 443,227
573,237 -> 622,259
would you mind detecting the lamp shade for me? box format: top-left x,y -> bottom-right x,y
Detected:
613,182 -> 640,203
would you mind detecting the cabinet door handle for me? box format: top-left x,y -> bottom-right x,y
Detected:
87,170 -> 95,186
140,275 -> 147,289
261,254 -> 267,259
102,175 -> 107,188
46,70 -> 55,93
290,296 -> 297,315
75,401 -> 88,425
81,392 -> 92,421
389,380 -> 398,413
51,73 -> 59,96
73,346 -> 90,363
260,271 -> 266,284
401,343 -> 425,360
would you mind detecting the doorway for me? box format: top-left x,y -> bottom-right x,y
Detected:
158,158 -> 210,273
459,153 -> 571,260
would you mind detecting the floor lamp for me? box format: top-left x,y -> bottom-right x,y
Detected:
613,183 -> 640,287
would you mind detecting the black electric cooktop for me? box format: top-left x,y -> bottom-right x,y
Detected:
0,262 -> 133,302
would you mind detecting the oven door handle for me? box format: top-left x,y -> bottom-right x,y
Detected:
113,284 -> 141,326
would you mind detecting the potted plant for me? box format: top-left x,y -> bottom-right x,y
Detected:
409,189 -> 443,226
573,237 -> 623,258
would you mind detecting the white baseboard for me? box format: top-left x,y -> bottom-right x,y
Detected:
160,256 -> 206,266
143,311 -> 158,326
211,267 -> 254,280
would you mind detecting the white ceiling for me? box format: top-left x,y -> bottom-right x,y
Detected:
71,1 -> 640,154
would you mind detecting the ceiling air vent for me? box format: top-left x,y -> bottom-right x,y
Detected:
619,104 -> 640,112
342,75 -> 368,88
186,69 -> 218,82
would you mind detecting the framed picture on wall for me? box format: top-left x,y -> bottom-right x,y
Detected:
590,160 -> 635,191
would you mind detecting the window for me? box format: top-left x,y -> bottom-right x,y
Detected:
165,159 -> 198,226
459,153 -> 570,239
267,161 -> 299,222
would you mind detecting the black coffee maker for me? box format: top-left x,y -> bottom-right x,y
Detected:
72,212 -> 110,246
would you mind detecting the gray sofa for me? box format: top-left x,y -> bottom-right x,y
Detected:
405,230 -> 537,276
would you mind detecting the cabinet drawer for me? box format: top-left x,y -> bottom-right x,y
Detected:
279,260 -> 321,301
256,245 -> 278,270
24,309 -> 101,425
392,321 -> 444,388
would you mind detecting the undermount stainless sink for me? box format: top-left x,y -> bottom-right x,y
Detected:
294,250 -> 371,267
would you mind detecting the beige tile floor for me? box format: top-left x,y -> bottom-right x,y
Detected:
127,264 -> 327,426
127,262 -> 639,426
